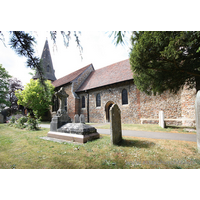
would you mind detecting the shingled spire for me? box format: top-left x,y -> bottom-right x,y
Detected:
33,39 -> 57,81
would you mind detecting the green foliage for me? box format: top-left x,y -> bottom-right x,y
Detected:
8,114 -> 40,130
109,31 -> 128,46
26,115 -> 41,130
16,116 -> 28,129
8,116 -> 16,126
0,64 -> 11,109
15,79 -> 55,118
130,31 -> 200,95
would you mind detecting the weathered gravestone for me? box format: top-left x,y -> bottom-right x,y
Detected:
74,114 -> 80,123
159,111 -> 165,128
195,91 -> 200,153
110,104 -> 122,145
0,114 -> 4,123
80,114 -> 85,123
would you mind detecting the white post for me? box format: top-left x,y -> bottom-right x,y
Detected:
159,111 -> 165,128
195,91 -> 200,153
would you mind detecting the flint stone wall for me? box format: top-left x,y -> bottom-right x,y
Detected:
78,81 -> 195,126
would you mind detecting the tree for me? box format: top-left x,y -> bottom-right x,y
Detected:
7,77 -> 24,111
0,64 -> 11,109
0,31 -> 82,86
109,31 -> 128,46
129,31 -> 200,95
15,79 -> 55,118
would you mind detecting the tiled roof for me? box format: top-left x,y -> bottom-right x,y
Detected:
77,59 -> 133,92
52,64 -> 93,87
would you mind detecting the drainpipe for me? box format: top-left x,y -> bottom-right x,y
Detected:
86,91 -> 90,123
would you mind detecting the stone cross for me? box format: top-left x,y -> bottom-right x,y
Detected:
80,114 -> 85,123
195,91 -> 200,153
55,87 -> 68,116
110,104 -> 122,145
74,114 -> 80,123
159,111 -> 165,128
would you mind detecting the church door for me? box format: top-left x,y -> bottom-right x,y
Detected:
105,101 -> 114,122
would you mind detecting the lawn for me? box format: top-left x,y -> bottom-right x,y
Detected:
93,123 -> 196,134
0,124 -> 199,169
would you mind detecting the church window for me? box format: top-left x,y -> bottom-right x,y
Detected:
82,96 -> 85,108
96,93 -> 101,107
122,89 -> 128,105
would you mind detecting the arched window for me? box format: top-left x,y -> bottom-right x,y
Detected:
96,93 -> 101,107
82,96 -> 85,108
122,89 -> 128,105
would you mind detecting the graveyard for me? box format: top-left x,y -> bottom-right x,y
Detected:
0,122 -> 200,169
0,98 -> 200,169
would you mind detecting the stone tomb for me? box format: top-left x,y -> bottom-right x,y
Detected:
110,104 -> 122,145
48,122 -> 100,143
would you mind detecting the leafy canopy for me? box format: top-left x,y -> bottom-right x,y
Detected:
0,64 -> 11,109
130,31 -> 200,95
15,79 -> 55,117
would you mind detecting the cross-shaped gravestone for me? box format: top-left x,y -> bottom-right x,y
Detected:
55,87 -> 69,115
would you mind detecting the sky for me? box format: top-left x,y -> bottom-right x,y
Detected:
0,31 -> 132,86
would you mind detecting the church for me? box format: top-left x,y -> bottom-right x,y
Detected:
34,40 -> 196,126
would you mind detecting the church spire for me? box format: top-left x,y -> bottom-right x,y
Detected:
32,39 -> 57,82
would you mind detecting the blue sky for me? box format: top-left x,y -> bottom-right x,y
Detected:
0,31 -> 132,86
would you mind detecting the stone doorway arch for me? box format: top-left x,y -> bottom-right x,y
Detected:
105,101 -> 114,122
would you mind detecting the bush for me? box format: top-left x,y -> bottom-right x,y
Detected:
27,116 -> 41,130
8,116 -> 16,126
15,116 -> 28,129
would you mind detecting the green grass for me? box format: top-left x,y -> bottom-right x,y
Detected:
0,124 -> 199,169
95,123 -> 196,134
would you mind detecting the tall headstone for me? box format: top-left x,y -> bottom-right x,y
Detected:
0,114 -> 4,123
110,104 -> 122,145
74,114 -> 80,123
195,91 -> 200,153
159,111 -> 165,128
80,114 -> 85,123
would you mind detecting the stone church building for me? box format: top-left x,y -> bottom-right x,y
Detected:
34,40 -> 196,126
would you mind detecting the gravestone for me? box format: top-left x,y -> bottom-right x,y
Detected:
74,114 -> 80,123
80,114 -> 85,123
195,91 -> 200,153
0,114 -> 3,123
110,104 -> 122,145
50,87 -> 71,132
159,111 -> 165,128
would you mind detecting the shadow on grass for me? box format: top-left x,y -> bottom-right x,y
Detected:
118,139 -> 156,148
166,125 -> 195,130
